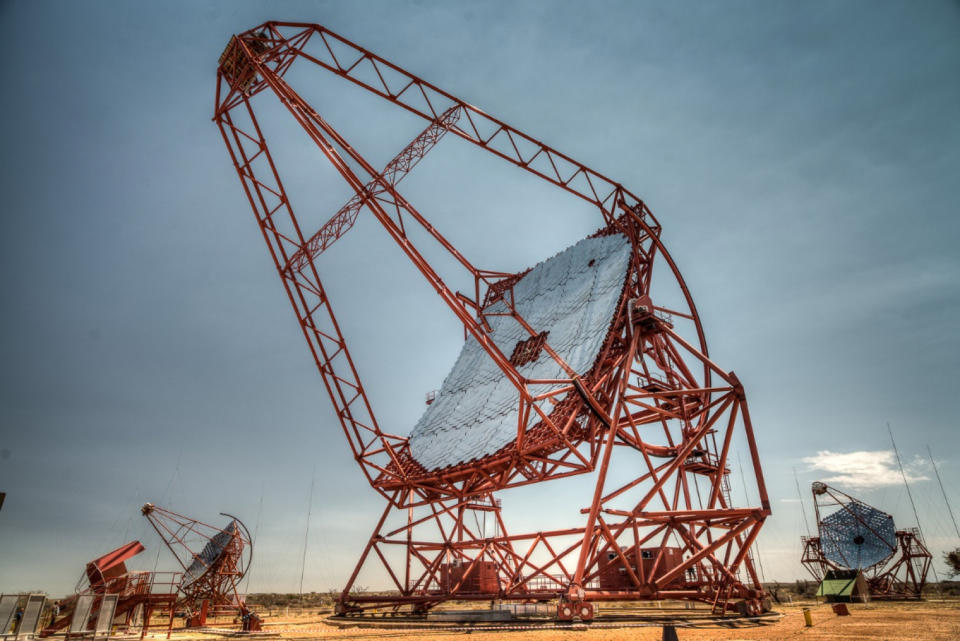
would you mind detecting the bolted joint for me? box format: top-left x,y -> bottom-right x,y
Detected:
728,371 -> 746,400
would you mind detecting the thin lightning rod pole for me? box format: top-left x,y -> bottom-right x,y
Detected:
244,486 -> 265,595
889,422 -> 941,586
299,466 -> 316,605
793,466 -> 812,538
888,423 -> 924,537
927,444 -> 960,539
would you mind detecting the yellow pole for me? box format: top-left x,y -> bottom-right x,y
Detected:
803,608 -> 813,627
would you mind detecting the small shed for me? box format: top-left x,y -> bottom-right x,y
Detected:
817,569 -> 870,603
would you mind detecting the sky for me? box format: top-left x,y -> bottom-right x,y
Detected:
1,0 -> 959,595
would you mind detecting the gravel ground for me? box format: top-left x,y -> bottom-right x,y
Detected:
177,600 -> 959,641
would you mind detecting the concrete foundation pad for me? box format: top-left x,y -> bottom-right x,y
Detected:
426,610 -> 514,622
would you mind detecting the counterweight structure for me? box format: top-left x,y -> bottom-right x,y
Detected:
214,22 -> 771,618
40,541 -> 179,638
801,482 -> 931,599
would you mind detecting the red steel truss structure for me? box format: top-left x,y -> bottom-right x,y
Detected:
214,22 -> 771,618
141,504 -> 254,625
800,483 -> 931,600
41,541 -> 179,638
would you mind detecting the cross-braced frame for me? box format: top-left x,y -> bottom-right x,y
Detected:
214,21 -> 771,618
801,483 -> 931,600
141,504 -> 253,621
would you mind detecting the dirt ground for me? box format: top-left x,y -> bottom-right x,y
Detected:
179,600 -> 960,641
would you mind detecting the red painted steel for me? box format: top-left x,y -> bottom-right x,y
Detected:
41,542 -> 178,639
86,540 -> 145,585
288,105 -> 462,270
801,483 -> 931,600
214,22 -> 771,618
141,504 -> 255,625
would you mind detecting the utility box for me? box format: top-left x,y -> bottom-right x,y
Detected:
597,546 -> 685,590
440,560 -> 499,593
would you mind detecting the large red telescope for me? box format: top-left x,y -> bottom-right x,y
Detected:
214,21 -> 771,619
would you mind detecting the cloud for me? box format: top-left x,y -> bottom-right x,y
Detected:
802,450 -> 929,489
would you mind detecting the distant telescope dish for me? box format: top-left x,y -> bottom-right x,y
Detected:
142,503 -> 253,624
819,500 -> 896,570
801,481 -> 933,599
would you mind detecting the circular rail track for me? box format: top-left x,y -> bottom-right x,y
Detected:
323,609 -> 783,631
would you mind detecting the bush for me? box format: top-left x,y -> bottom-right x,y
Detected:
945,548 -> 960,577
